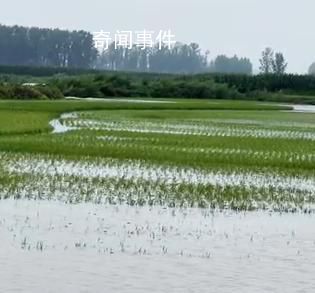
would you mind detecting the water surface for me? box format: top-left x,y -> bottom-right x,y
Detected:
1,200 -> 314,292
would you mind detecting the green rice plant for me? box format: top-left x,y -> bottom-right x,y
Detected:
0,99 -> 314,212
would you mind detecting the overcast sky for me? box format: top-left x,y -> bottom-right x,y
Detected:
1,0 -> 314,73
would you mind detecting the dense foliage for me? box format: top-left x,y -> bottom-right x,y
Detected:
0,24 -> 97,68
0,24 -> 254,74
0,83 -> 64,100
96,43 -> 253,74
96,43 -> 208,73
208,73 -> 315,94
50,74 -> 239,99
210,55 -> 252,74
1,64 -> 315,101
49,72 -> 315,101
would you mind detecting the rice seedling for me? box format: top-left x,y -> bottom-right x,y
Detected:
0,99 -> 313,212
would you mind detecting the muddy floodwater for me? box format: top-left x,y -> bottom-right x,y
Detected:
1,200 -> 315,292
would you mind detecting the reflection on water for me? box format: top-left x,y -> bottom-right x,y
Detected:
0,199 -> 315,292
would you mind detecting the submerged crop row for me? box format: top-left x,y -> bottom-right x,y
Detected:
1,153 -> 314,211
57,114 -> 315,141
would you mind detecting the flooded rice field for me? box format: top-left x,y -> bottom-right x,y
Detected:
1,199 -> 315,292
1,101 -> 315,292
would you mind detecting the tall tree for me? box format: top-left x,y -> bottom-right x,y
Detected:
272,52 -> 287,74
259,47 -> 274,74
96,41 -> 209,74
213,55 -> 252,74
0,24 -> 97,68
308,62 -> 315,75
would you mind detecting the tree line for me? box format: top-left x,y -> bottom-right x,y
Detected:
95,42 -> 253,74
207,73 -> 315,94
2,66 -> 315,102
0,24 -> 97,68
44,72 -> 315,103
3,24 -> 315,77
0,24 -> 253,74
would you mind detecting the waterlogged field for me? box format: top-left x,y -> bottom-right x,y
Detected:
0,98 -> 315,292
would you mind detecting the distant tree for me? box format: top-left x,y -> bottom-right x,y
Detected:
272,52 -> 287,74
213,55 -> 252,74
259,47 -> 274,74
96,41 -> 209,74
0,24 -> 97,68
308,62 -> 315,75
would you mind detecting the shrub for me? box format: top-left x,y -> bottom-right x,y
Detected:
0,83 -> 65,100
35,85 -> 64,100
11,85 -> 46,100
0,84 -> 11,99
